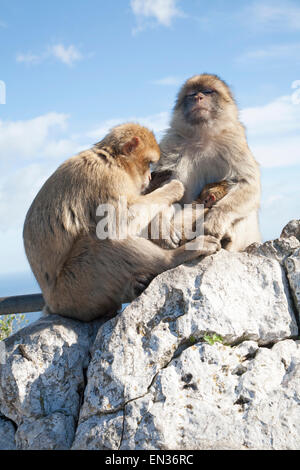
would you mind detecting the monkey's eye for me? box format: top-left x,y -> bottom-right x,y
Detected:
202,89 -> 214,95
186,91 -> 198,98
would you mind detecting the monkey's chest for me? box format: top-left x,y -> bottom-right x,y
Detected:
178,152 -> 229,203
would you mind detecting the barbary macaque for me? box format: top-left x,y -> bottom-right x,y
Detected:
23,123 -> 220,321
198,180 -> 229,209
148,73 -> 261,251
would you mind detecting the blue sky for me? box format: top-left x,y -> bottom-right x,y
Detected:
0,0 -> 300,277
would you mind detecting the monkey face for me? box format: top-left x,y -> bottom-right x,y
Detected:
202,192 -> 216,208
140,167 -> 152,192
175,74 -> 235,126
183,87 -> 219,124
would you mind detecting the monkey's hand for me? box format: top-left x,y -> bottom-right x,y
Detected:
186,234 -> 221,255
162,180 -> 184,204
149,205 -> 182,249
203,207 -> 230,240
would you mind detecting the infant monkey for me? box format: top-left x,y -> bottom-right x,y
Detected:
197,180 -> 229,210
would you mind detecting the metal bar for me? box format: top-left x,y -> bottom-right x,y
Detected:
0,294 -> 45,315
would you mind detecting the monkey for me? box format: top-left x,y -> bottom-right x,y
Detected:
147,73 -> 261,252
23,123 -> 221,322
197,180 -> 229,210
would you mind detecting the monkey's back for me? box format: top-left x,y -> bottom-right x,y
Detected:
23,149 -> 133,292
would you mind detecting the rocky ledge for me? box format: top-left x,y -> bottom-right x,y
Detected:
0,220 -> 299,450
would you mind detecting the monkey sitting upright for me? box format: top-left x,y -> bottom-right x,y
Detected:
23,123 -> 220,322
148,73 -> 261,252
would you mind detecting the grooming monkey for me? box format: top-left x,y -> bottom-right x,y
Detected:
148,74 -> 261,251
23,123 -> 220,322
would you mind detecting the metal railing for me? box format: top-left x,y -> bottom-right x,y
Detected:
0,294 -> 44,315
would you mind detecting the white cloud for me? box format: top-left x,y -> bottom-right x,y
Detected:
16,44 -> 84,66
152,76 -> 183,86
238,43 -> 300,62
260,168 -> 300,241
49,44 -> 83,66
250,136 -> 300,168
0,113 -> 87,236
241,95 -> 300,137
0,113 -> 71,160
248,1 -> 300,31
241,94 -> 300,168
16,52 -> 42,65
87,111 -> 170,142
131,0 -> 184,32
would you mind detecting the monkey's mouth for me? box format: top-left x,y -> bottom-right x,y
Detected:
191,106 -> 209,113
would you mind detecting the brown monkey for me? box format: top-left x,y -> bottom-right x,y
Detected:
148,74 -> 261,252
23,123 -> 220,322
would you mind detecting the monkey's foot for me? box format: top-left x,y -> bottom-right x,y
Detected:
133,274 -> 154,297
186,235 -> 221,255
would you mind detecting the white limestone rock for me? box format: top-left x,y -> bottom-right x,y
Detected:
0,314 -> 102,450
1,221 -> 300,451
119,339 -> 300,450
73,249 -> 298,448
281,219 -> 300,241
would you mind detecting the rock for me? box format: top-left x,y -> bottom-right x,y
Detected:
281,220 -> 300,241
74,339 -> 300,450
73,249 -> 298,449
118,339 -> 300,450
1,221 -> 300,450
15,412 -> 75,450
285,248 -> 300,320
246,236 -> 299,264
0,314 -> 102,449
245,220 -> 300,322
0,416 -> 16,450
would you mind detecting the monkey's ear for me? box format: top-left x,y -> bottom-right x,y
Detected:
122,137 -> 140,155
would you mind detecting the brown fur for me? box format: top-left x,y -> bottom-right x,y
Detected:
197,180 -> 229,208
148,74 -> 261,251
23,123 -> 220,321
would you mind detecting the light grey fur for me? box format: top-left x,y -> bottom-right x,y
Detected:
153,74 -> 261,251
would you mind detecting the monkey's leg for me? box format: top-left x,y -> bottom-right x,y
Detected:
47,234 -> 220,322
123,235 -> 221,300
149,203 -> 207,249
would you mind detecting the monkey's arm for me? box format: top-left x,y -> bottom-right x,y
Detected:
145,170 -> 174,193
0,293 -> 44,315
128,180 -> 184,236
203,162 -> 260,239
